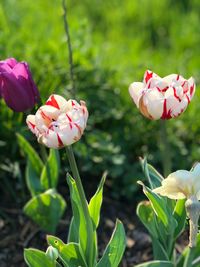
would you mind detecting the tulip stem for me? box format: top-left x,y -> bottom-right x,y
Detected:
159,120 -> 172,177
65,145 -> 94,267
183,247 -> 195,267
62,0 -> 76,98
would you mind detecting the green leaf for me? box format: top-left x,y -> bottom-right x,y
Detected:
24,189 -> 66,233
17,133 -> 43,175
89,172 -> 107,229
135,260 -> 174,267
151,238 -> 170,261
140,157 -> 164,189
26,160 -> 43,197
24,248 -> 56,267
67,174 -> 88,257
68,217 -> 79,243
173,199 -> 186,239
47,236 -> 87,267
96,220 -> 126,267
40,149 -> 60,189
59,243 -> 86,267
137,201 -> 158,238
138,181 -> 169,227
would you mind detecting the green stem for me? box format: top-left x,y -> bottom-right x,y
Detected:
159,120 -> 172,177
40,145 -> 51,188
183,247 -> 195,267
62,0 -> 76,98
65,145 -> 94,267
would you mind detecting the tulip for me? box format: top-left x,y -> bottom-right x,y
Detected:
26,94 -> 88,149
0,58 -> 39,112
153,163 -> 200,199
153,163 -> 200,247
129,70 -> 195,120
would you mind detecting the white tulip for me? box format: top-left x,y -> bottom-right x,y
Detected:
153,163 -> 200,247
26,94 -> 88,148
129,70 -> 195,120
153,163 -> 200,199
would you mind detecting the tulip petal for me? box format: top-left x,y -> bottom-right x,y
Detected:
143,70 -> 159,85
129,82 -> 143,107
142,89 -> 164,120
0,72 -> 33,112
191,162 -> 200,177
4,58 -> 18,68
26,115 -> 36,134
46,94 -> 69,112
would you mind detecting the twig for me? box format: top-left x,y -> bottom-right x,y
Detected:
62,0 -> 76,98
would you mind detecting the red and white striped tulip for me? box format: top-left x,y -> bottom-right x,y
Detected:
26,94 -> 88,148
129,70 -> 195,120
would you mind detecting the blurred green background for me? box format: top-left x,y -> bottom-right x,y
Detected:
1,0 -> 200,200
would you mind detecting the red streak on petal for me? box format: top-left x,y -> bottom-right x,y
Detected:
41,111 -> 52,122
190,84 -> 194,96
148,81 -> 151,89
156,87 -> 161,92
176,74 -> 180,81
71,100 -> 75,106
46,95 -> 60,109
57,133 -> 63,147
186,94 -> 190,104
162,86 -> 169,92
66,114 -> 72,122
29,122 -> 35,129
161,99 -> 172,119
74,123 -> 82,134
145,71 -> 153,84
173,87 -> 181,102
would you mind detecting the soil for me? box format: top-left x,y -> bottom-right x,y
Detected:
0,177 -> 187,267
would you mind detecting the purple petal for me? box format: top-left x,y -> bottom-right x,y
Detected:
0,72 -> 35,112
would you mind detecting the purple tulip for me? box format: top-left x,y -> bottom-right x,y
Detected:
0,58 -> 40,112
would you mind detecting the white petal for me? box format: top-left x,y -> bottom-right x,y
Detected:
129,82 -> 144,107
58,124 -> 80,146
143,70 -> 160,85
26,115 -> 36,135
46,94 -> 70,112
142,89 -> 164,119
191,162 -> 200,176
162,74 -> 180,84
153,184 -> 186,199
41,130 -> 60,149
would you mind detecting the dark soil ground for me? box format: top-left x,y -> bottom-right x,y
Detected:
0,177 -> 188,267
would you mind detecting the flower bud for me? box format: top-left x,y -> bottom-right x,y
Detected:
46,246 -> 59,261
0,57 -> 39,112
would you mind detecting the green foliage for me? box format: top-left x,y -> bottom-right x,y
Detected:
24,189 -> 66,233
96,220 -> 126,267
17,133 -> 65,233
24,249 -> 56,267
135,261 -> 174,267
17,133 -> 43,176
67,174 -> 91,260
137,160 -> 194,266
26,174 -> 125,267
41,149 -> 60,189
88,172 -> 107,228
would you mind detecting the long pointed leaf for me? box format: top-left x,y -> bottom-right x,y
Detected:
96,220 -> 126,267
